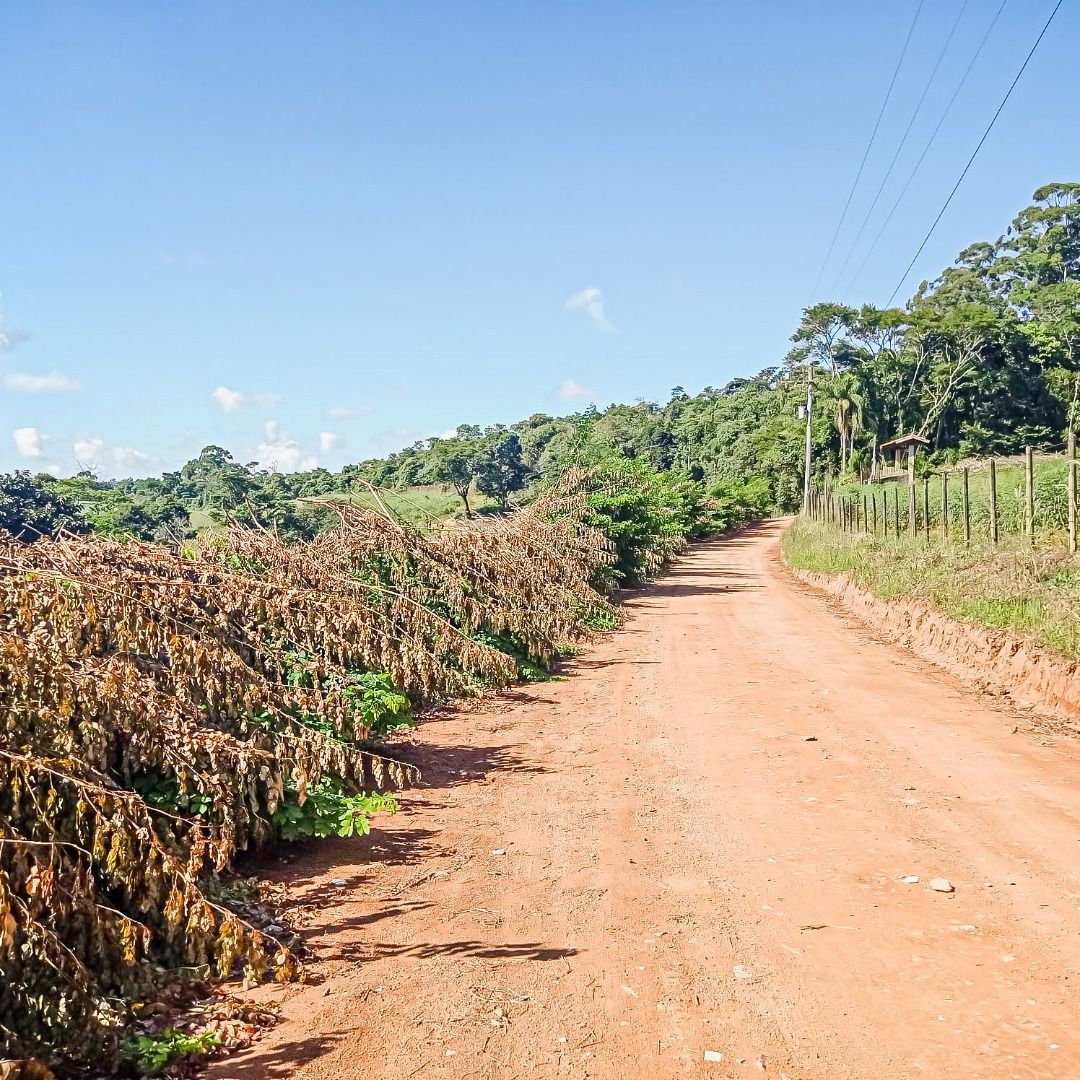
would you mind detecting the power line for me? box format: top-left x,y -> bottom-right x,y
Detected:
887,0 -> 1064,306
804,0 -> 926,304
847,0 -> 1009,294
829,0 -> 970,295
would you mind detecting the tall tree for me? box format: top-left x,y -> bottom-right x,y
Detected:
789,302 -> 858,375
433,445 -> 478,517
474,434 -> 530,508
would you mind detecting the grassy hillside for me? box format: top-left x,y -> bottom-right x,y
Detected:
334,484 -> 495,527
834,457 -> 1074,542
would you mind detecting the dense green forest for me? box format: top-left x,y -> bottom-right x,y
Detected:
4,183 -> 1077,546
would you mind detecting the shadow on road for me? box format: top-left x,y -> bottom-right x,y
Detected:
208,1035 -> 347,1080
330,938 -> 580,963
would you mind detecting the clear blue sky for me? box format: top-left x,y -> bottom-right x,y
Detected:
2,0 -> 1076,477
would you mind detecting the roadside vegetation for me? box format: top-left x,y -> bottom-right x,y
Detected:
0,460 -> 768,1075
834,456 -> 1075,537
782,183 -> 1080,663
784,517 -> 1080,660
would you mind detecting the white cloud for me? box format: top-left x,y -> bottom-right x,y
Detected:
253,420 -> 318,473
325,404 -> 372,420
211,386 -> 245,413
318,431 -> 340,453
564,286 -> 615,332
13,426 -> 45,458
4,370 -> 80,393
558,379 -> 596,401
72,435 -> 153,477
211,387 -> 281,413
0,313 -> 28,353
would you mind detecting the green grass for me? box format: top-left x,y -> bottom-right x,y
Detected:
331,484 -> 496,529
783,517 -> 1080,659
186,486 -> 497,537
187,507 -> 218,532
831,456 -> 1074,544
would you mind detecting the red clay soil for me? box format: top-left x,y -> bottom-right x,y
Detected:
208,520 -> 1080,1080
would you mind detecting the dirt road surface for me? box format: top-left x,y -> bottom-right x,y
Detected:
210,521 -> 1080,1080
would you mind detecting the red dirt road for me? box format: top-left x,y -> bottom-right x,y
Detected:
211,521 -> 1080,1080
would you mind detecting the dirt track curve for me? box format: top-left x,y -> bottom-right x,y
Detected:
211,520 -> 1080,1080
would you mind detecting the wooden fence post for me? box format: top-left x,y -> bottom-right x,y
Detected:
962,467 -> 970,546
1068,429 -> 1077,556
908,475 -> 916,538
894,486 -> 900,538
872,491 -> 878,535
923,477 -> 930,542
989,459 -> 999,547
941,472 -> 948,542
862,493 -> 868,533
1024,445 -> 1035,543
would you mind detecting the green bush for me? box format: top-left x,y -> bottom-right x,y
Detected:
123,1029 -> 221,1076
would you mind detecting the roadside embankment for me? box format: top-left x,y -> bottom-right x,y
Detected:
782,518 -> 1080,727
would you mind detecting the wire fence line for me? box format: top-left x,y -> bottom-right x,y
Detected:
805,443 -> 1080,556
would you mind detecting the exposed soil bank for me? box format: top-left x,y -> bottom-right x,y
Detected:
785,564 -> 1080,730
208,520 -> 1080,1080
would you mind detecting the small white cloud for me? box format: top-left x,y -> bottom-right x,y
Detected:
325,404 -> 372,420
72,435 -> 153,477
253,420 -> 318,473
73,435 -> 104,462
13,426 -> 45,458
318,431 -> 340,454
0,313 -> 29,353
211,386 -> 245,413
4,370 -> 80,393
557,379 -> 596,401
564,286 -> 615,332
211,387 -> 281,414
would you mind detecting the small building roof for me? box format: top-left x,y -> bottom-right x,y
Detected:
879,433 -> 931,451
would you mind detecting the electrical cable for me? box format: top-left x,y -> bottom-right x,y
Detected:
804,0 -> 926,304
886,0 -> 1064,306
829,0 -> 970,294
847,0 -> 1009,294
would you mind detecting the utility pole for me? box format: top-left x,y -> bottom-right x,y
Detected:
802,362 -> 814,511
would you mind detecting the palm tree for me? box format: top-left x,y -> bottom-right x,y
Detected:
831,371 -> 867,473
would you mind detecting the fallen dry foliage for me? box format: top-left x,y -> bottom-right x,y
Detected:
0,479 -> 615,1071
